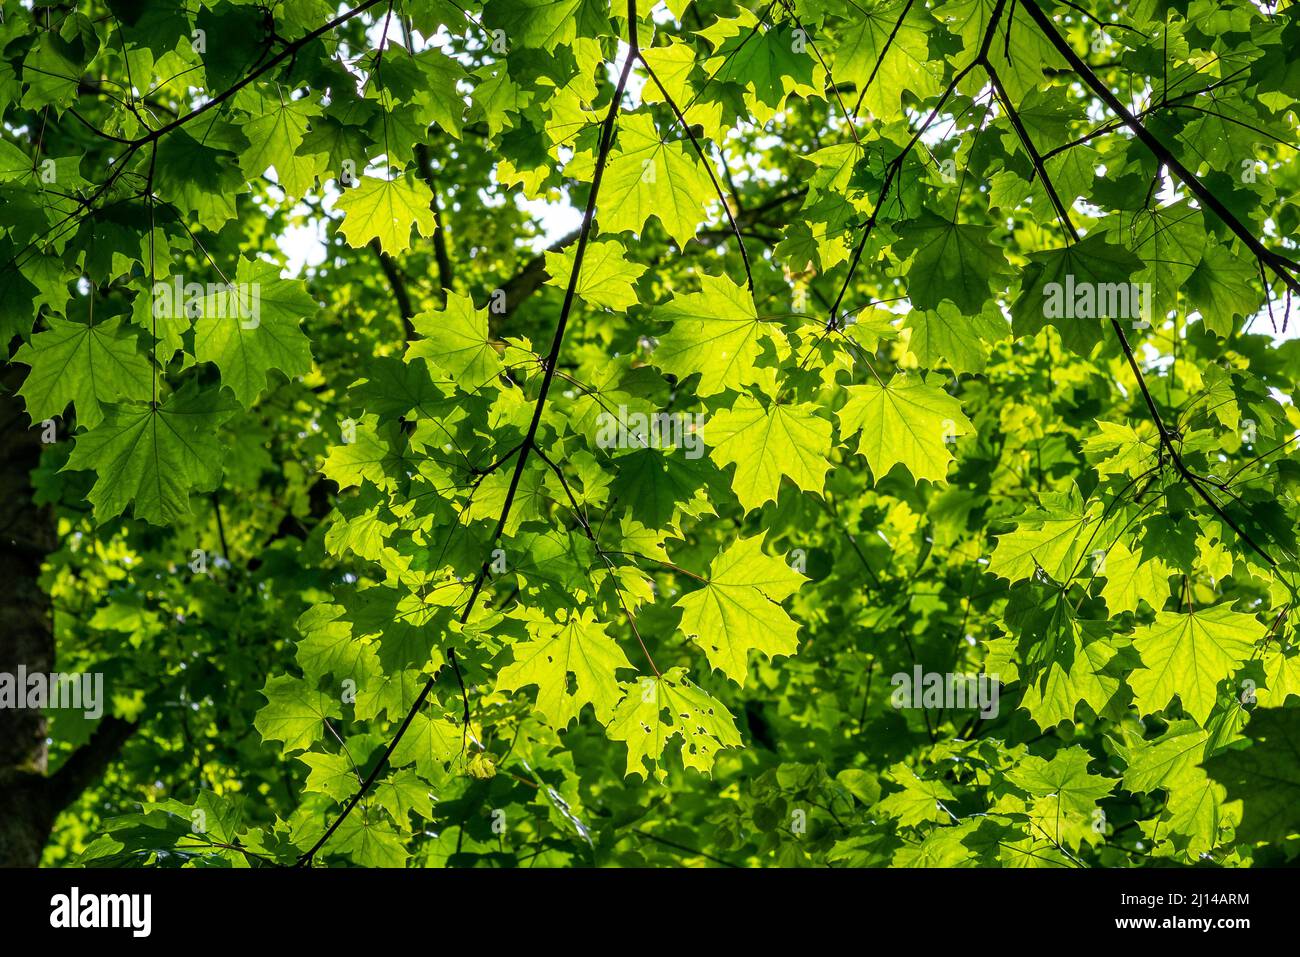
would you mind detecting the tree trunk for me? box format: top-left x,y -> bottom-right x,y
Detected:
0,366 -> 57,866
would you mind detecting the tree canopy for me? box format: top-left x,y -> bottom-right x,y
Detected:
4,0 -> 1300,868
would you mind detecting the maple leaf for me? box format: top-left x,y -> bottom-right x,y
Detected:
650,273 -> 779,396
700,12 -> 823,122
373,770 -> 435,824
295,603 -> 378,685
1116,719 -> 1228,855
1204,708 -> 1300,844
876,766 -> 956,827
495,607 -> 634,728
1008,747 -> 1116,849
238,96 -> 325,198
321,416 -> 412,491
989,490 -> 1094,584
675,534 -> 805,685
832,0 -> 942,119
335,816 -> 409,867
895,211 -> 1011,314
1100,542 -> 1173,614
606,446 -> 717,528
299,752 -> 360,802
62,386 -> 236,525
599,112 -> 715,247
1017,599 -> 1121,728
406,292 -> 503,391
13,316 -> 151,429
544,238 -> 646,311
903,302 -> 1009,375
1012,233 -> 1144,355
483,0 -> 610,51
389,710 -> 463,780
606,667 -> 741,780
1130,607 -> 1263,724
706,396 -> 832,512
336,175 -> 437,255
192,259 -> 316,409
254,675 -> 342,755
838,373 -> 973,484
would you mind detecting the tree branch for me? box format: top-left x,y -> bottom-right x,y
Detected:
370,239 -> 416,339
638,54 -> 755,291
1019,0 -> 1300,296
986,59 -> 1282,573
414,142 -> 455,302
44,716 -> 138,817
296,0 -> 643,865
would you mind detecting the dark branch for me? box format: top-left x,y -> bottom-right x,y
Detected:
296,0 -> 643,866
371,239 -> 416,339
414,142 -> 455,302
44,716 -> 138,816
986,58 -> 1283,573
1019,0 -> 1300,296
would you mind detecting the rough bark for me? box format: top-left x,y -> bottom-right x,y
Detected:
0,368 -> 139,866
0,365 -> 57,866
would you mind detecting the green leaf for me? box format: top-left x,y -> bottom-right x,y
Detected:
21,33 -> 82,111
902,302 -> 1008,375
1018,600 -> 1120,728
483,0 -> 610,51
390,710 -> 463,780
1100,542 -> 1172,614
1203,707 -> 1300,844
192,260 -> 316,408
13,316 -> 151,429
1131,607 -> 1262,724
650,273 -> 778,396
406,292 -> 503,391
832,0 -> 941,119
336,175 -> 437,255
373,769 -> 435,824
838,373 -> 972,483
299,751 -> 360,802
62,387 -> 236,525
675,534 -> 805,685
606,666 -> 741,780
707,396 -> 831,512
600,112 -> 715,247
295,603 -> 378,685
1012,233 -> 1144,355
544,239 -> 645,311
895,211 -> 1010,314
1007,747 -> 1116,842
1185,241 -> 1260,336
254,675 -> 342,755
321,416 -> 412,491
876,766 -> 956,827
335,816 -> 410,867
238,95 -> 325,197
700,12 -> 823,122
606,446 -> 716,528
989,488 -> 1094,584
495,607 -> 633,728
